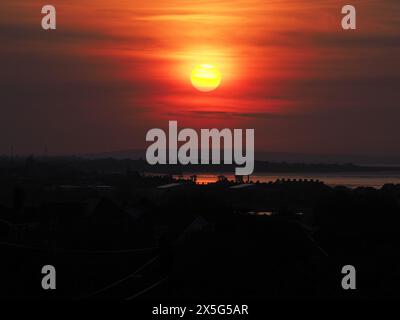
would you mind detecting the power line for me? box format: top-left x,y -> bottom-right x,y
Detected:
0,241 -> 158,254
125,276 -> 168,300
78,255 -> 159,299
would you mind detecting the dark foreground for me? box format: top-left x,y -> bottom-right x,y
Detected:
1,158 -> 400,300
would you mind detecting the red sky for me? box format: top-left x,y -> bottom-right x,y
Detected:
1,0 -> 399,158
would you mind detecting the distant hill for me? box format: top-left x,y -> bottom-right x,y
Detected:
84,149 -> 400,167
2,156 -> 400,174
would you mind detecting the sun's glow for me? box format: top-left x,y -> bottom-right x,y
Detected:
190,64 -> 222,92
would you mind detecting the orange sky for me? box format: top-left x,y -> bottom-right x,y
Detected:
1,0 -> 400,157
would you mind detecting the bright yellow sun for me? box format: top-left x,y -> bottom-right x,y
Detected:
190,64 -> 222,92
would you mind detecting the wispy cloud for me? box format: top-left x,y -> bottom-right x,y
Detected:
0,0 -> 399,156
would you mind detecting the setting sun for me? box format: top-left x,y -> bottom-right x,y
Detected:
190,64 -> 222,92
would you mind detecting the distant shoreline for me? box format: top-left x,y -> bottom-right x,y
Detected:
2,156 -> 400,175
170,171 -> 400,189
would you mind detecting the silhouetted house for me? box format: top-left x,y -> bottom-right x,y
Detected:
84,197 -> 126,223
217,175 -> 228,183
171,214 -> 330,299
41,202 -> 87,223
177,215 -> 214,243
235,175 -> 244,184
